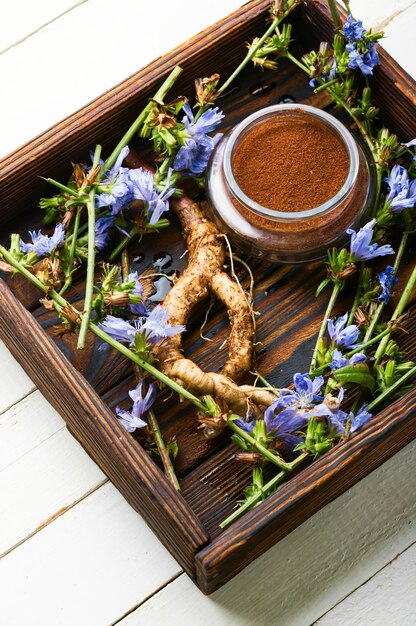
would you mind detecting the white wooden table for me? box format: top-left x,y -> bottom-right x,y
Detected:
1,2 -> 415,624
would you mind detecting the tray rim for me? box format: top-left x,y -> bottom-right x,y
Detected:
0,0 -> 415,594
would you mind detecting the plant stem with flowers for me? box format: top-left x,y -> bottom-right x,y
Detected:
2,0 -> 416,529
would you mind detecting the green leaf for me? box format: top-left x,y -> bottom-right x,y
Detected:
333,363 -> 376,391
315,277 -> 331,297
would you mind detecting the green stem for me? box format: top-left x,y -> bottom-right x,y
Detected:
310,282 -> 342,374
367,365 -> 416,412
148,409 -> 181,491
227,418 -> 300,472
347,263 -> 363,325
66,210 -> 107,244
77,187 -> 97,349
374,263 -> 416,365
43,178 -> 82,198
346,327 -> 391,357
220,452 -> 309,528
100,66 -> 183,176
329,89 -> 375,154
217,12 -> 290,97
0,245 -> 211,412
286,51 -> 309,73
327,0 -> 341,28
364,232 -> 408,342
59,206 -> 82,296
253,371 -> 280,397
108,228 -> 138,261
372,165 -> 383,217
313,78 -> 340,93
90,323 -> 209,411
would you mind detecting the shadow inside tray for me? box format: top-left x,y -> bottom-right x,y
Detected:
1,17 -> 416,543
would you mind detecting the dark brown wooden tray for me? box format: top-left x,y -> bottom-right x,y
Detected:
0,0 -> 415,594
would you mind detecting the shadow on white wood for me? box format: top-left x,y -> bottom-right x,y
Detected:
316,541 -> 416,625
116,440 -> 416,626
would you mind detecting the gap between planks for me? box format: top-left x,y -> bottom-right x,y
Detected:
372,0 -> 416,31
110,571 -> 184,626
0,0 -> 90,56
314,538 -> 416,624
0,478 -> 107,559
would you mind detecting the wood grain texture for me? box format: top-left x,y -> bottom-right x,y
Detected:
0,482 -> 181,626
0,390 -> 106,556
317,540 -> 416,625
195,385 -> 416,592
0,282 -> 209,578
0,0 -> 415,594
115,439 -> 416,625
0,340 -> 35,414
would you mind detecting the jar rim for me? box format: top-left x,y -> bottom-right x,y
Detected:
223,103 -> 360,221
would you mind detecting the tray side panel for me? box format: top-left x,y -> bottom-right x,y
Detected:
0,279 -> 209,577
195,388 -> 416,593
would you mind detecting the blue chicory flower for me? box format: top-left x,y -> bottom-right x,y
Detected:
95,216 -> 115,251
128,167 -> 176,225
182,104 -> 224,136
234,404 -> 308,451
233,414 -> 256,433
95,146 -> 134,215
347,42 -> 380,77
173,103 -> 224,175
139,305 -> 185,343
99,307 -> 184,347
115,381 -> 156,433
272,372 -> 325,411
127,271 -> 148,316
327,313 -> 360,349
350,404 -> 372,433
377,265 -> 398,304
20,223 -> 65,256
385,164 -> 416,211
98,315 -> 139,345
329,349 -> 367,370
264,405 -> 309,450
343,15 -> 366,42
348,219 -> 395,260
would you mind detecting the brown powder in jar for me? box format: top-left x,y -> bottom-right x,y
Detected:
231,115 -> 350,212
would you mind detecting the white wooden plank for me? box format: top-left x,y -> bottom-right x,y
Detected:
0,2 -> 415,625
0,0 -> 412,161
0,390 -> 106,555
382,4 -> 416,78
0,389 -> 62,472
0,1 -> 85,54
0,482 -> 181,626
0,0 -> 245,160
316,541 -> 416,625
0,340 -> 35,414
349,0 -> 415,28
117,440 -> 416,626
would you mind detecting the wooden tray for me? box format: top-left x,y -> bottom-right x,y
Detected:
0,0 -> 415,594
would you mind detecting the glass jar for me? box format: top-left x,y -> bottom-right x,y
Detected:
205,104 -> 376,263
